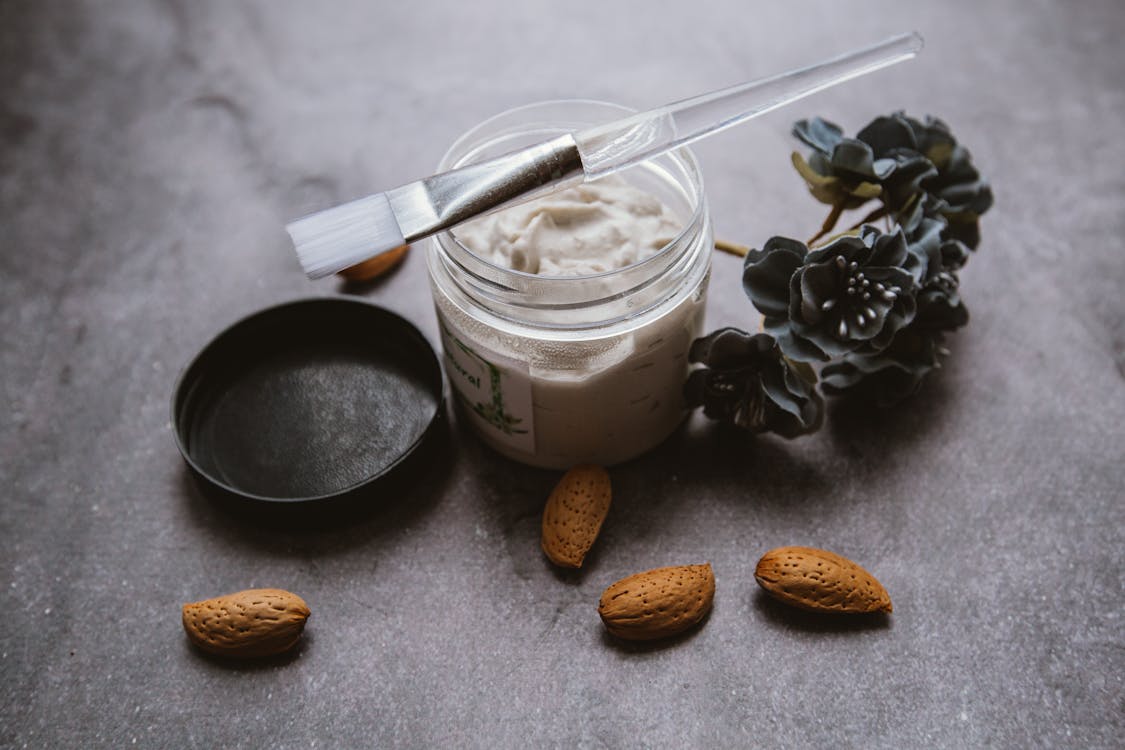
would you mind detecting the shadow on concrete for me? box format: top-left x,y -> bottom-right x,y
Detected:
823,358 -> 959,460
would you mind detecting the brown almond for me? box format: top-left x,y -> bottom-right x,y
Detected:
754,546 -> 892,614
598,563 -> 714,641
540,465 -> 611,568
338,244 -> 409,281
182,588 -> 311,658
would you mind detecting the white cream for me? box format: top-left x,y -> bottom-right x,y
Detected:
432,170 -> 710,468
455,175 -> 682,276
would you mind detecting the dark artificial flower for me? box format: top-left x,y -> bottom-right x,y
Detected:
819,329 -> 951,407
853,114 -> 939,213
791,118 -> 890,210
914,245 -> 969,330
858,113 -> 994,248
792,113 -> 994,247
900,193 -> 971,330
687,110 -> 994,420
820,210 -> 971,405
684,328 -> 823,438
742,227 -> 918,362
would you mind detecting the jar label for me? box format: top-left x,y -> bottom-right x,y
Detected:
437,313 -> 535,453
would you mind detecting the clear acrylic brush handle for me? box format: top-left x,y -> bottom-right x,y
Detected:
285,32 -> 923,278
574,32 -> 923,179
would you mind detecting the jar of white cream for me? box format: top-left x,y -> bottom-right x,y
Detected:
426,100 -> 712,469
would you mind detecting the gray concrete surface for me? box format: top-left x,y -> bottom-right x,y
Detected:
2,1 -> 1122,747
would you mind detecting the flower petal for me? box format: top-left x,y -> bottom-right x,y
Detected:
743,238 -> 806,318
689,327 -> 754,368
768,324 -> 828,362
857,113 -> 918,154
797,261 -> 840,324
792,117 -> 845,154
874,228 -> 909,266
831,139 -> 878,179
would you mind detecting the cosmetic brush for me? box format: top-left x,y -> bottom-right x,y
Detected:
287,32 -> 922,279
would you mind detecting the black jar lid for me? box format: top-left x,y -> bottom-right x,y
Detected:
172,297 -> 445,522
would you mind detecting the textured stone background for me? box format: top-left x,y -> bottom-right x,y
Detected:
2,1 -> 1122,748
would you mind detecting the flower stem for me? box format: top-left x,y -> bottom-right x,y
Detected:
714,239 -> 750,257
808,200 -> 846,245
849,203 -> 890,230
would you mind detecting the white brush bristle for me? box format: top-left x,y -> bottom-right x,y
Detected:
286,193 -> 405,279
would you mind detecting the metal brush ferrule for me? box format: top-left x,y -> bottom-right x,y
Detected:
385,134 -> 585,244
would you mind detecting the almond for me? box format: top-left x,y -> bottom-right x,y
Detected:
598,564 -> 714,641
540,465 -> 611,568
182,588 -> 311,658
338,244 -> 409,281
754,546 -> 892,614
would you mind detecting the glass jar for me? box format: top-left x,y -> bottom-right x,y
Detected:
426,100 -> 712,469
